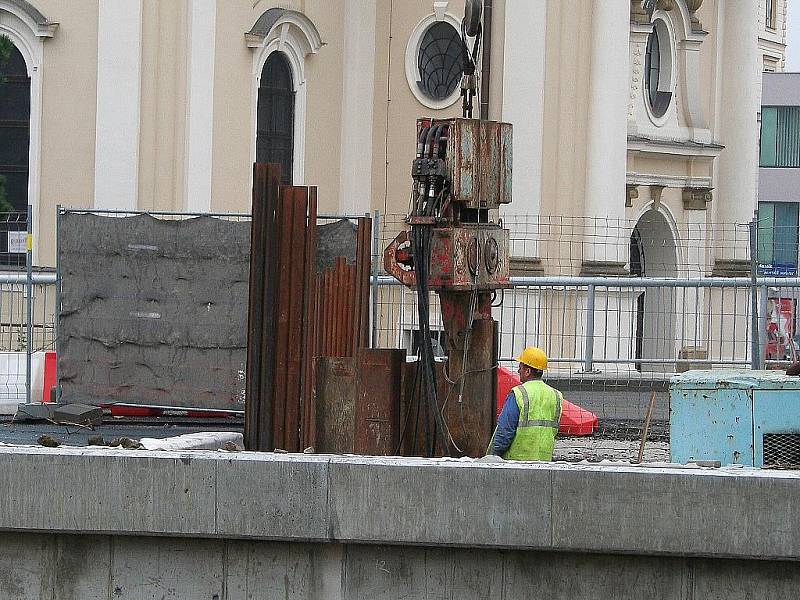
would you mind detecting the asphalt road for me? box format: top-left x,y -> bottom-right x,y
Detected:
0,417 -> 243,447
563,389 -> 670,422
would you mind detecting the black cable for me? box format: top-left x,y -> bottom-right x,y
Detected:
411,221 -> 450,457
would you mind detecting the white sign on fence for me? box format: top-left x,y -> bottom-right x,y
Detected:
7,232 -> 25,254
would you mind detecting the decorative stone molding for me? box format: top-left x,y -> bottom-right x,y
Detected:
628,135 -> 722,159
711,258 -> 750,277
628,0 -> 709,140
650,185 -> 666,210
509,257 -> 545,277
631,0 -> 675,23
245,8 -> 324,55
1,0 -> 58,37
628,31 -> 646,119
684,0 -> 704,32
626,185 -> 639,208
682,186 -> 712,210
580,261 -> 630,277
247,8 -> 324,185
630,0 -> 650,25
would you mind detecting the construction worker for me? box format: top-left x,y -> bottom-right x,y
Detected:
487,347 -> 563,461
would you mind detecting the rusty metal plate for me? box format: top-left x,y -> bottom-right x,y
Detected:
355,349 -> 403,456
428,225 -> 510,290
446,118 -> 512,209
439,316 -> 497,458
314,357 -> 357,454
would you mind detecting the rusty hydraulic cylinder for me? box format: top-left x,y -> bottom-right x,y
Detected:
438,291 -> 497,457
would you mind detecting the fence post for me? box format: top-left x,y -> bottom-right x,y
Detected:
54,205 -> 61,402
371,209 -> 380,349
759,284 -> 768,369
749,215 -> 760,370
25,204 -> 32,405
583,284 -> 596,373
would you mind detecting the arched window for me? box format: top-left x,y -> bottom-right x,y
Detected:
0,42 -> 30,211
256,52 -> 294,185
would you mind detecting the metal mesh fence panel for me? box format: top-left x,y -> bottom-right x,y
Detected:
373,212 -> 800,463
763,433 -> 800,469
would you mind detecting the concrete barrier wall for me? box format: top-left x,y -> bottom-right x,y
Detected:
2,533 -> 800,600
1,448 -> 799,560
1,447 -> 800,598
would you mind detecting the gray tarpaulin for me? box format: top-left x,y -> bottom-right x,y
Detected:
59,213 -> 359,409
59,214 -> 251,409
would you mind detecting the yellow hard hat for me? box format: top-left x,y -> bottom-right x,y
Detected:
517,347 -> 547,370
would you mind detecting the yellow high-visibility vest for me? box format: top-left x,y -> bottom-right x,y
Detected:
503,379 -> 562,461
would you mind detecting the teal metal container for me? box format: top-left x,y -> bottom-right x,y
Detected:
670,370 -> 800,467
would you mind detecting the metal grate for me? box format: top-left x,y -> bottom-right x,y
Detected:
763,433 -> 800,469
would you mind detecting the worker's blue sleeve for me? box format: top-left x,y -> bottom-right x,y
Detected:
489,392 -> 519,455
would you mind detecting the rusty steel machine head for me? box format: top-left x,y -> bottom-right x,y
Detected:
383,117 -> 513,458
384,118 -> 512,291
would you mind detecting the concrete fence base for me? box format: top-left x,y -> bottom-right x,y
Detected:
3,533 -> 800,600
1,447 -> 800,598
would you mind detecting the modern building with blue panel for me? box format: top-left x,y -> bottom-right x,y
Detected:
671,369 -> 800,467
759,72 -> 800,277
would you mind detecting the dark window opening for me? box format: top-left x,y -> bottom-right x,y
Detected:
645,28 -> 671,118
757,201 -> 799,276
630,226 -> 645,371
766,0 -> 777,30
417,21 -> 464,102
760,106 -> 800,168
0,42 -> 30,213
256,52 -> 294,185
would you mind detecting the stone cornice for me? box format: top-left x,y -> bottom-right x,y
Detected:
626,173 -> 713,189
1,0 -> 58,37
628,135 -> 723,159
245,8 -> 324,54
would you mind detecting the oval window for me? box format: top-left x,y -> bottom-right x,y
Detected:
416,21 -> 464,103
645,27 -> 672,119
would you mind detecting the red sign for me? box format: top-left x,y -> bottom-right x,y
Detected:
766,298 -> 795,361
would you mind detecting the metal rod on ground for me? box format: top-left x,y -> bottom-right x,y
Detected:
25,203 -> 32,405
103,403 -> 244,416
637,391 -> 657,464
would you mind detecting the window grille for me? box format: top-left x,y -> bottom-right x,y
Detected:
256,52 -> 294,185
416,22 -> 464,102
0,42 -> 30,212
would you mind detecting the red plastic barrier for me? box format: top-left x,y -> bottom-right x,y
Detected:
43,351 -> 56,403
496,366 -> 598,436
106,405 -> 162,418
